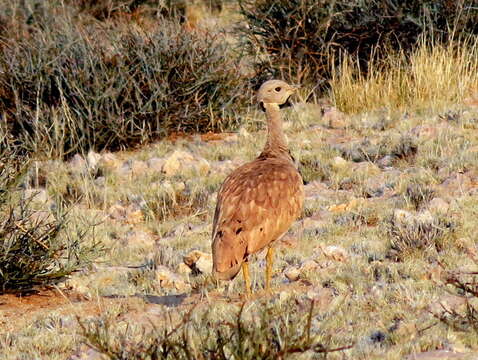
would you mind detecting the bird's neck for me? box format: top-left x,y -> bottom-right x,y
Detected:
259,103 -> 290,159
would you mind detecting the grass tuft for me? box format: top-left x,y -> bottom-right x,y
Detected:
331,37 -> 478,113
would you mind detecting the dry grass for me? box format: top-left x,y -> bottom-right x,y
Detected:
331,37 -> 478,113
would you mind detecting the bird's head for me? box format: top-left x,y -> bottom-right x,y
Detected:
257,79 -> 298,111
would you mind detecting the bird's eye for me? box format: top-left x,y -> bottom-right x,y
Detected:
275,87 -> 282,92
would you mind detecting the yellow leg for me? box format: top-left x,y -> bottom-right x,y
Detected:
266,246 -> 274,291
242,262 -> 252,295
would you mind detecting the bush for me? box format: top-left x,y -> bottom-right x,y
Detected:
404,183 -> 435,210
438,263 -> 478,334
0,136 -> 101,293
385,210 -> 455,258
336,135 -> 417,164
80,299 -> 352,359
239,0 -> 478,85
0,1 -> 249,157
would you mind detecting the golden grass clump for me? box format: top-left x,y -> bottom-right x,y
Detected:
331,37 -> 478,113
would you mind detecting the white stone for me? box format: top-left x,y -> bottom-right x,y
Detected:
162,150 -> 195,177
86,150 -> 101,170
322,245 -> 348,262
177,263 -> 192,275
195,157 -> 210,175
24,188 -> 49,204
284,266 -> 301,281
147,157 -> 166,172
155,266 -> 190,291
332,156 -> 348,169
239,127 -> 250,138
69,154 -> 86,172
428,197 -> 449,214
183,250 -> 212,274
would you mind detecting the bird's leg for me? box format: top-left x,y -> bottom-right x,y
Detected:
242,261 -> 252,295
265,246 -> 274,291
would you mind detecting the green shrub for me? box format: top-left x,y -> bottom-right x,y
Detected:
239,0 -> 478,85
0,2 -> 249,157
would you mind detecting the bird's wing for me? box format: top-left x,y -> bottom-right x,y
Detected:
212,158 -> 303,278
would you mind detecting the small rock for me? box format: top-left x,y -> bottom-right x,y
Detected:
147,157 -> 166,172
183,250 -> 213,274
323,107 -> 348,129
300,259 -> 319,272
129,160 -> 149,176
377,155 -> 395,168
24,188 -> 50,204
86,150 -> 101,170
195,157 -> 210,176
305,287 -> 335,311
68,345 -> 106,360
108,203 -> 144,224
177,263 -> 192,275
284,266 -> 301,281
332,156 -> 348,169
320,245 -> 348,262
195,255 -> 213,274
155,266 -> 190,291
328,198 -> 363,213
69,154 -> 87,172
123,230 -> 156,247
99,152 -> 119,169
239,127 -> 250,138
428,197 -> 449,214
162,150 -> 195,177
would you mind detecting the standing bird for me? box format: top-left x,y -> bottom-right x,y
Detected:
212,80 -> 304,295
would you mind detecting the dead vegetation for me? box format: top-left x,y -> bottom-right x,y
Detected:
79,299 -> 352,360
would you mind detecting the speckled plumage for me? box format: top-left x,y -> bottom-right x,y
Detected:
211,80 -> 304,288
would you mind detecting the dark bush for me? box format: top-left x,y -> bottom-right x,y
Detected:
404,183 -> 435,210
0,2 -> 249,157
385,212 -> 455,257
80,299 -> 352,359
0,135 -> 101,293
239,0 -> 478,85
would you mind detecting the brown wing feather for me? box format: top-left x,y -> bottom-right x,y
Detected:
212,157 -> 304,280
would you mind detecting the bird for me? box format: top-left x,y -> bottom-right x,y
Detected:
211,79 -> 304,295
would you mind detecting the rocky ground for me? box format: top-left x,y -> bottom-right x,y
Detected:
2,100 -> 478,359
